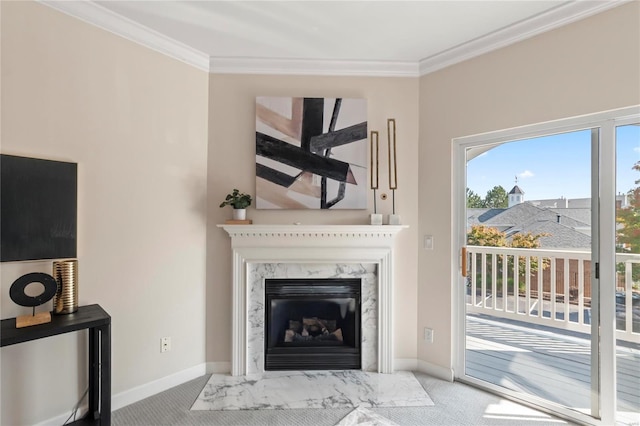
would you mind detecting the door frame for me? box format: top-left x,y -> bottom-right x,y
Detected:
452,106 -> 640,425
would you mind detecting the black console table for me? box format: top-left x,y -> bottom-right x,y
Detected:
1,304 -> 111,425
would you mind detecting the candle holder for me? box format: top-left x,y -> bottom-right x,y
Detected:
370,130 -> 382,225
387,118 -> 400,225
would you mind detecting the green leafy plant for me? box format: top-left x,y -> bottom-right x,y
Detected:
219,189 -> 252,209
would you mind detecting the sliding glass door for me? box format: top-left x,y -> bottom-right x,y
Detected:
454,107 -> 640,425
614,122 -> 640,426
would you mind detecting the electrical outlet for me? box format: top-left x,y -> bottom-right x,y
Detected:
424,328 -> 434,343
161,337 -> 171,353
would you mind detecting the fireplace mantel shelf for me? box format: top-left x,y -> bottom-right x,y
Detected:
217,224 -> 408,242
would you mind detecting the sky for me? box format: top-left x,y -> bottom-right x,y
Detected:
467,125 -> 640,201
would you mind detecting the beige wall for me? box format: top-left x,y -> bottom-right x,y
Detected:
206,74 -> 420,365
0,2 -> 209,424
2,0 -> 639,423
418,2 -> 640,371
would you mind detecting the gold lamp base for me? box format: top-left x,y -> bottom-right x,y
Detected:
53,259 -> 78,314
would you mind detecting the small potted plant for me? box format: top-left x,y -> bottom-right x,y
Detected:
219,189 -> 252,220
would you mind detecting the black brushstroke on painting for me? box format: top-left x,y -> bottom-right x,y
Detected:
256,163 -> 298,188
310,123 -> 367,153
300,98 -> 324,152
257,132 -> 352,183
321,99 -> 344,209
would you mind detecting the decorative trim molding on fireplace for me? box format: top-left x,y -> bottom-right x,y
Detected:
218,224 -> 407,376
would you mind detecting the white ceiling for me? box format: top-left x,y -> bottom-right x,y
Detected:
41,0 -> 625,76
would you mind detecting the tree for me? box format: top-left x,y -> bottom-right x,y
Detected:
484,185 -> 508,208
616,161 -> 640,286
467,225 -> 549,294
616,161 -> 640,253
511,232 -> 548,249
467,186 -> 508,208
466,188 -> 485,208
511,231 -> 550,280
467,225 -> 506,246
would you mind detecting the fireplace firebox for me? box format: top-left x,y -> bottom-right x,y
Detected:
265,278 -> 361,371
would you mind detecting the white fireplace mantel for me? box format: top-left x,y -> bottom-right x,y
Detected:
218,224 -> 408,376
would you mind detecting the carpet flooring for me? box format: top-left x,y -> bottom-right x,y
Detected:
112,371 -> 575,425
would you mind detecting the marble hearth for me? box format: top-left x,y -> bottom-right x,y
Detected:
218,224 -> 407,376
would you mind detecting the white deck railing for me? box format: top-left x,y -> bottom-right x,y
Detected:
465,246 -> 639,344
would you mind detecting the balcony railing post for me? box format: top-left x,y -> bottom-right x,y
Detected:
471,252 -> 477,307
538,256 -> 544,318
564,258 -> 570,323
514,255 -> 520,314
626,261 -> 633,333
481,253 -> 487,307
502,254 -> 508,313
526,256 -> 532,315
578,260 -> 585,325
551,257 -> 557,321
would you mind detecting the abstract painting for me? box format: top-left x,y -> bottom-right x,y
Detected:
256,97 -> 367,209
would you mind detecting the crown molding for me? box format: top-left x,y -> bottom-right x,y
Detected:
38,0 -> 210,72
39,0 -> 627,77
209,57 -> 419,77
418,0 -> 630,76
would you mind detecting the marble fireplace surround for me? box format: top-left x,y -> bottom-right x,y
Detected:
218,224 -> 407,376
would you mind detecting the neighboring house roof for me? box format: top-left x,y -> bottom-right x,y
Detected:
548,208 -> 591,226
467,208 -> 504,225
482,202 -> 545,227
511,220 -> 592,250
514,210 -> 588,233
467,202 -> 591,249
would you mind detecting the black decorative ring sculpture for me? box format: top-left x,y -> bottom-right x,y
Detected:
9,272 -> 58,307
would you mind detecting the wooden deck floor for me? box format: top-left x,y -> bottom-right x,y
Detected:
466,314 -> 640,424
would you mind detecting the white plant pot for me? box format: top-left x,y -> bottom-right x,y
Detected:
233,208 -> 247,220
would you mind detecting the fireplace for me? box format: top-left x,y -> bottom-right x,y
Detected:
218,224 -> 407,375
265,278 -> 361,371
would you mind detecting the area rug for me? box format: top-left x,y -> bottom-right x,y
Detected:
335,407 -> 399,426
191,370 -> 434,411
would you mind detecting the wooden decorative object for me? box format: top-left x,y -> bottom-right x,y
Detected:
16,311 -> 51,328
225,219 -> 253,225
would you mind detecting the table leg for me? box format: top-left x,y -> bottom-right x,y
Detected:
100,323 -> 111,425
89,327 -> 100,419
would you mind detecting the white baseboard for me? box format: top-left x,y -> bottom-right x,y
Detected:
416,359 -> 454,382
394,358 -> 454,382
206,361 -> 231,374
394,358 -> 418,371
112,363 -> 207,410
36,363 -> 208,426
34,406 -> 89,426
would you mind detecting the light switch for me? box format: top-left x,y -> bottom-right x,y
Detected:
424,235 -> 434,250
